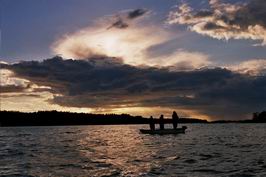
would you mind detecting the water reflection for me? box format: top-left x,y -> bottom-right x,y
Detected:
0,124 -> 266,177
78,125 -> 160,176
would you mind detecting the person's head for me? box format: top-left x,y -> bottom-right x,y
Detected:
150,116 -> 153,119
160,115 -> 164,119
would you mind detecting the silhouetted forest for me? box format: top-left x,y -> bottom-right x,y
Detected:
212,111 -> 266,123
252,111 -> 266,122
0,111 -> 265,127
0,111 -> 207,127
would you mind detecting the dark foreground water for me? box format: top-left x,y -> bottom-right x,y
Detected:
0,124 -> 266,177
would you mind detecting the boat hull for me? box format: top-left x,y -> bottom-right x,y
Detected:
140,126 -> 187,135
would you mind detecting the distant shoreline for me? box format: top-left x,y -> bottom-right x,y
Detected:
0,111 -> 265,127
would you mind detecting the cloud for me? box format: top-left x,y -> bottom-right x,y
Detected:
52,9 -> 211,70
0,61 -> 9,65
3,57 -> 266,120
128,9 -> 147,19
228,59 -> 266,76
167,0 -> 266,46
0,65 -> 94,113
52,25 -> 170,66
107,8 -> 148,30
1,90 -> 94,113
0,68 -> 53,100
147,49 -> 211,71
107,18 -> 129,30
0,69 -> 30,88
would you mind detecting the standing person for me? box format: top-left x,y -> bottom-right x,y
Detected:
172,111 -> 179,129
149,116 -> 155,131
159,115 -> 164,130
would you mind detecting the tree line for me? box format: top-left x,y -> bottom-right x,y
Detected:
0,111 -> 207,127
0,110 -> 265,127
253,111 -> 266,122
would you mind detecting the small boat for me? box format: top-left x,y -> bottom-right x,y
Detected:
140,126 -> 187,135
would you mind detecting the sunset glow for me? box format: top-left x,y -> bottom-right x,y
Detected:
1,0 -> 265,120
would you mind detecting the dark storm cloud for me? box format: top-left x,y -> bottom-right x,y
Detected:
107,8 -> 148,29
194,10 -> 213,18
3,56 -> 266,120
128,9 -> 147,19
167,0 -> 266,45
232,0 -> 266,28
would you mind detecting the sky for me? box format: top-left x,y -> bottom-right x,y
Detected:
0,0 -> 266,120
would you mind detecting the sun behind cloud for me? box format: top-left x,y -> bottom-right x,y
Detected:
52,9 -> 211,70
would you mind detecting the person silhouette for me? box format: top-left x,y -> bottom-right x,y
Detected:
159,115 -> 164,130
172,111 -> 179,129
149,116 -> 155,131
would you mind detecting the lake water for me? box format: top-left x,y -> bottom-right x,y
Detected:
0,124 -> 266,177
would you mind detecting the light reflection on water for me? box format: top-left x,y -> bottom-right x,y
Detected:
0,124 -> 266,177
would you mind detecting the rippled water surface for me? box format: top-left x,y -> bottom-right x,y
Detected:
0,124 -> 266,177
